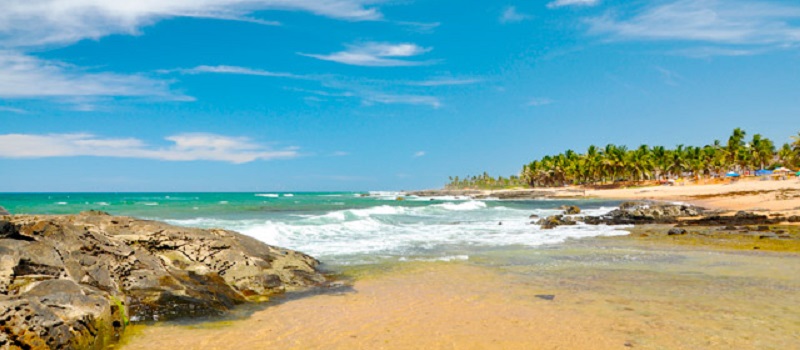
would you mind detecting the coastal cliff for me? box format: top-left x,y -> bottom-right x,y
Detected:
0,211 -> 326,349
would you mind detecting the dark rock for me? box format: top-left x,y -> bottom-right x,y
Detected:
756,225 -> 770,232
560,205 -> 581,215
788,216 -> 800,223
535,294 -> 555,301
583,201 -> 705,226
537,215 -> 577,229
667,228 -> 687,235
0,212 -> 326,348
529,214 -> 539,219
681,211 -> 780,226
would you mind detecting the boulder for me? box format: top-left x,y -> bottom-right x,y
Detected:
560,205 -> 581,215
0,212 -> 326,348
537,215 -> 578,230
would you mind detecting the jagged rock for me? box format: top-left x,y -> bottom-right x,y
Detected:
583,201 -> 704,226
560,205 -> 581,215
0,212 -> 326,349
529,214 -> 539,219
537,215 -> 577,229
0,206 -> 9,216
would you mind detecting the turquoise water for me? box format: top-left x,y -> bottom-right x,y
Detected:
0,192 -> 627,265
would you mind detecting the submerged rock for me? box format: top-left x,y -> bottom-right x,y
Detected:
0,212 -> 325,348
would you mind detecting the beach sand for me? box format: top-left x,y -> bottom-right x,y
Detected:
586,178 -> 800,214
120,239 -> 800,350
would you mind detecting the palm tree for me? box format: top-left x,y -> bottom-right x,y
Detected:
727,128 -> 746,170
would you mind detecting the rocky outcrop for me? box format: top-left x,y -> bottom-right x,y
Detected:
0,207 -> 9,216
560,205 -> 581,215
680,211 -> 782,227
584,201 -> 702,225
536,215 -> 579,229
0,211 -> 325,349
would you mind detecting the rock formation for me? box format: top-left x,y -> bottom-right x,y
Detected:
0,211 -> 325,349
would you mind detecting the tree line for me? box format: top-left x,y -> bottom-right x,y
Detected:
445,128 -> 800,189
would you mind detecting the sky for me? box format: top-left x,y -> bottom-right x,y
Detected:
1,0 -> 799,192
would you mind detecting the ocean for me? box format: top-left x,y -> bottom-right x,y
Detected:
0,192 -> 628,265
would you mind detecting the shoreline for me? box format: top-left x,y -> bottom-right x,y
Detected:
408,177 -> 800,215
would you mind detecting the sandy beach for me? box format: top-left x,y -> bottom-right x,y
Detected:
120,239 -> 800,350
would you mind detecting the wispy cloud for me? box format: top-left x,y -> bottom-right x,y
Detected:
500,6 -> 531,24
331,151 -> 350,156
669,46 -> 762,58
0,51 -> 189,101
587,0 -> 800,48
0,133 -> 298,163
527,98 -> 554,106
362,93 -> 441,108
300,42 -> 435,67
0,106 -> 27,114
406,77 -> 482,87
171,65 -> 302,79
413,151 -> 426,158
396,21 -> 441,34
0,1 -> 383,105
548,0 -> 600,9
0,0 -> 382,48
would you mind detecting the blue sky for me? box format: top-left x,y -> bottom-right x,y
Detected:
1,0 -> 799,191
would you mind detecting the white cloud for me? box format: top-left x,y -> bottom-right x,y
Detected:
413,151 -> 426,157
0,106 -> 27,114
0,1 -> 382,104
0,133 -> 298,163
588,0 -> 800,46
670,46 -> 761,58
407,77 -> 482,87
500,6 -> 531,23
527,98 -> 553,106
362,93 -> 441,108
173,65 -> 302,79
0,0 -> 382,48
0,51 -> 189,100
300,42 -> 435,67
548,0 -> 600,9
331,151 -> 349,156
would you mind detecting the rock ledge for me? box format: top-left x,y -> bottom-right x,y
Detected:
0,211 -> 325,349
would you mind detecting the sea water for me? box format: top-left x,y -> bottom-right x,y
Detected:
0,192 -> 628,265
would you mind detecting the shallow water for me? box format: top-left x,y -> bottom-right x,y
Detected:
0,192 -> 627,264
119,238 -> 800,350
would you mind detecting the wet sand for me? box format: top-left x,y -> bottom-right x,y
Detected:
120,239 -> 800,350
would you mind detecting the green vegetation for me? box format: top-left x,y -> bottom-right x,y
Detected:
446,129 -> 800,189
